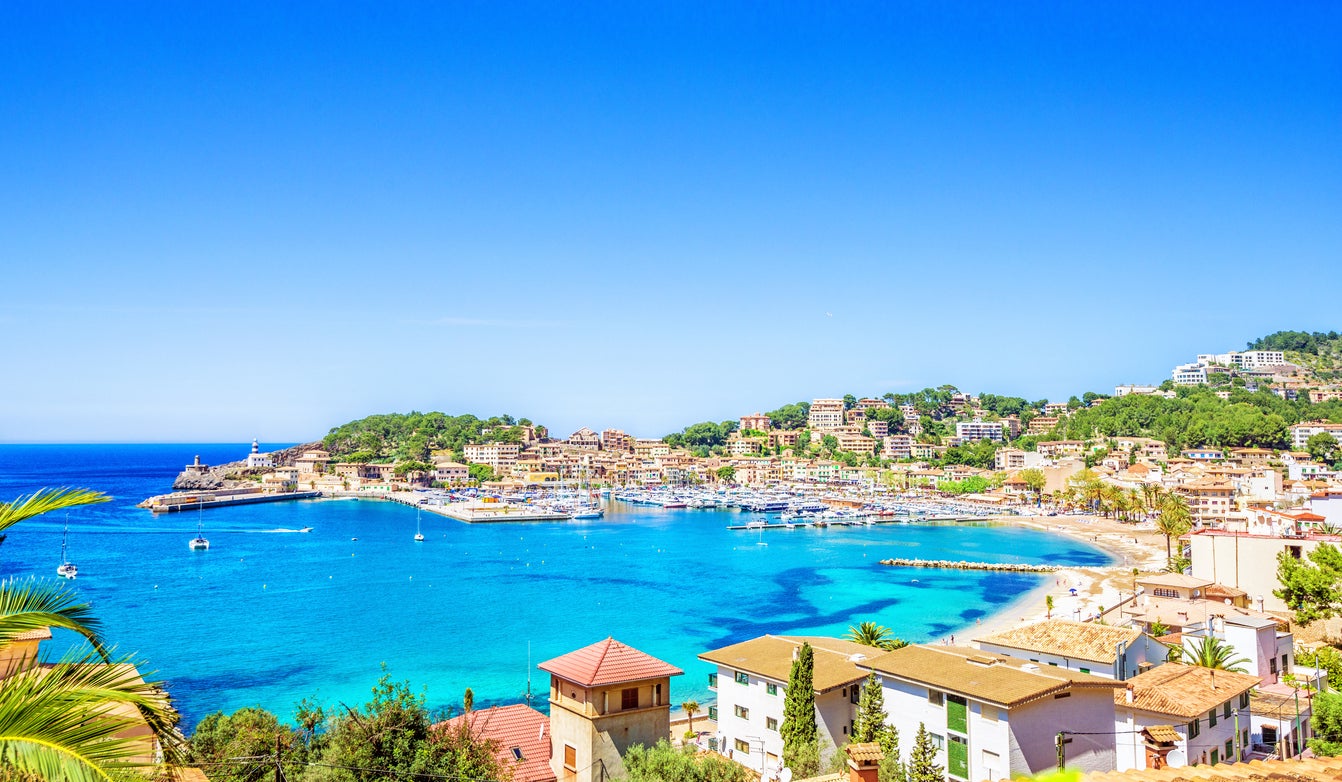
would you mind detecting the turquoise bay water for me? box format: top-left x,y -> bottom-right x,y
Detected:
0,445 -> 1110,730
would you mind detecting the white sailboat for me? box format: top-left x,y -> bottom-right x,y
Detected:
56,517 -> 78,579
414,508 -> 425,542
189,506 -> 210,550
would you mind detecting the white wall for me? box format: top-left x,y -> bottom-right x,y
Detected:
1007,690 -> 1117,776
711,664 -> 855,776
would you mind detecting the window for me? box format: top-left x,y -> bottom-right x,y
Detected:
1263,725 -> 1278,745
708,673 -> 718,688
1240,693 -> 1250,709
980,705 -> 998,722
1270,657 -> 1279,674
1210,748 -> 1219,766
708,706 -> 718,720
929,733 -> 945,750
928,690 -> 944,707
1208,709 -> 1217,728
622,688 -> 639,710
564,744 -> 577,773
1188,718 -> 1200,738
735,739 -> 750,754
735,671 -> 750,685
734,705 -> 749,719
1054,692 -> 1071,700
1223,702 -> 1231,719
1225,739 -> 1234,759
511,747 -> 523,761
766,683 -> 778,696
766,717 -> 778,731
850,686 -> 860,704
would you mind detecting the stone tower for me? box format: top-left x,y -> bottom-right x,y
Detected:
538,637 -> 683,782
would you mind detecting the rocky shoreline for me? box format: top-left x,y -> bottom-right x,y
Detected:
166,441 -> 323,492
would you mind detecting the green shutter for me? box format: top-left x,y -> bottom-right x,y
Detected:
948,735 -> 969,779
947,695 -> 968,734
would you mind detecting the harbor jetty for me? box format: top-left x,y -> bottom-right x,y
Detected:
140,488 -> 321,513
878,557 -> 1058,573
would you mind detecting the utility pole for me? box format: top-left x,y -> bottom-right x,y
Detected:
275,734 -> 282,782
1055,732 -> 1072,772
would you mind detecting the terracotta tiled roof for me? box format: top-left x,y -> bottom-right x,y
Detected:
976,619 -> 1141,664
845,742 -> 883,763
861,644 -> 1123,708
1142,724 -> 1181,744
1080,755 -> 1342,781
439,705 -> 555,782
10,628 -> 52,642
699,636 -> 876,693
538,638 -> 682,688
1116,663 -> 1260,720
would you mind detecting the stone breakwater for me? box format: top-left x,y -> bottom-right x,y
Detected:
879,558 -> 1058,573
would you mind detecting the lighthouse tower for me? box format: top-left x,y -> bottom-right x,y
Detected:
246,439 -> 274,469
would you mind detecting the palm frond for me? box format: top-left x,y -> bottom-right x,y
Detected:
0,488 -> 110,535
0,577 -> 106,658
0,648 -> 182,782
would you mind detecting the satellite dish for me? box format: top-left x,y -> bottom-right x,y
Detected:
779,768 -> 794,782
1225,598 -> 1232,605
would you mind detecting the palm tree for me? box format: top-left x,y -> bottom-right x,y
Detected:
681,700 -> 699,735
1045,595 -> 1054,619
846,622 -> 906,651
1156,493 -> 1193,568
0,488 -> 184,781
1173,635 -> 1251,673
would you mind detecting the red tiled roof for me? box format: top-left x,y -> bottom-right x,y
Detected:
538,637 -> 683,687
438,704 -> 555,782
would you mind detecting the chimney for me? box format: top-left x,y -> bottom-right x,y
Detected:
1125,684 -> 1134,704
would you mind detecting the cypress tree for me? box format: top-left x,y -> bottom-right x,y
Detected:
781,642 -> 817,773
877,724 -> 905,782
852,671 -> 887,743
908,722 -> 945,782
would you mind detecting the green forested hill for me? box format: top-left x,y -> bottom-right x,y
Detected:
1042,386 -> 1342,451
321,412 -> 543,462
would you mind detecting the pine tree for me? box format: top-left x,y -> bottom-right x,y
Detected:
853,671 -> 887,743
877,725 -> 905,782
908,722 -> 944,782
781,642 -> 818,774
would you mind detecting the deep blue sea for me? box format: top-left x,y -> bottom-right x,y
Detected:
0,444 -> 1110,731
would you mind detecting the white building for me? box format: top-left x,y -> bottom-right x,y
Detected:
1290,421 -> 1342,451
975,620 -> 1166,681
699,635 -> 870,777
1172,363 -> 1208,386
1114,663 -> 1260,771
808,399 -> 846,431
955,420 -> 1006,443
1114,385 -> 1160,397
245,439 -> 275,469
860,644 -> 1123,781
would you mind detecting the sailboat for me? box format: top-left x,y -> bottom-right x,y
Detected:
414,508 -> 425,542
56,516 -> 78,579
189,506 -> 210,551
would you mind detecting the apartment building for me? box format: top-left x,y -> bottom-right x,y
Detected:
700,636 -> 869,777
866,420 -> 889,438
993,448 -> 1045,471
1172,363 -> 1209,386
1290,421 -> 1342,450
883,435 -> 914,460
975,619 -> 1165,681
1177,478 -> 1234,524
739,412 -> 772,433
808,399 -> 846,430
463,443 -> 522,471
567,428 -> 601,449
861,645 -> 1122,781
955,420 -> 1006,443
601,429 -> 634,452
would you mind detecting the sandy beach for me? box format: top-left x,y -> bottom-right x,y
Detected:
943,512 -> 1170,645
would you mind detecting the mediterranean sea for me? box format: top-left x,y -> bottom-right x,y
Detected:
0,444 -> 1112,731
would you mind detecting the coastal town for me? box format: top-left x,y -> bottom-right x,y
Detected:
87,337 -> 1342,781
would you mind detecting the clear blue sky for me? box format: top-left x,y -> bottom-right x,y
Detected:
2,2 -> 1339,443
